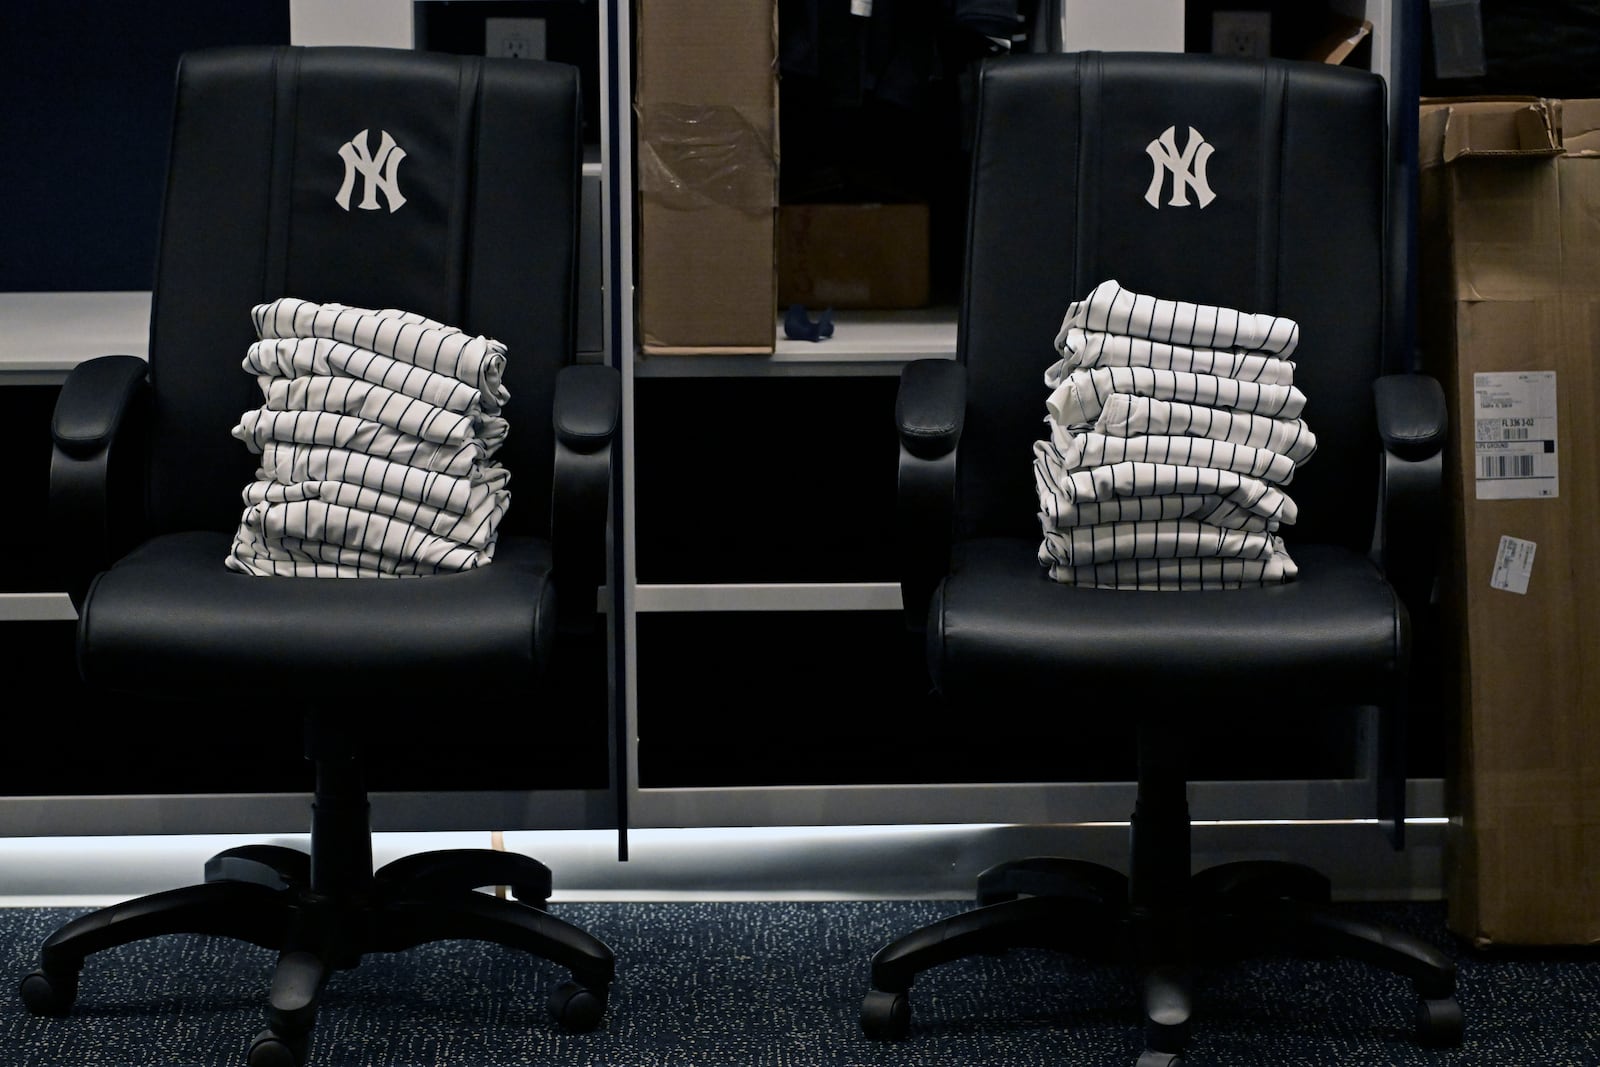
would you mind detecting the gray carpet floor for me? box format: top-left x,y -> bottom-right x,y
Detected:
1,899 -> 1596,1066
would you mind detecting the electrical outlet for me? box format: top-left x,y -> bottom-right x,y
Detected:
485,17 -> 546,60
1211,10 -> 1271,59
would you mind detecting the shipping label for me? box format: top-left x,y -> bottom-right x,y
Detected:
1473,371 -> 1558,500
1489,535 -> 1537,595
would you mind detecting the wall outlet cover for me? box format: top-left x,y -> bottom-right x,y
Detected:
485,17 -> 546,60
1211,10 -> 1272,59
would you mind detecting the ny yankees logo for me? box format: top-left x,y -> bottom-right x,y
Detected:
1144,125 -> 1216,209
335,129 -> 407,213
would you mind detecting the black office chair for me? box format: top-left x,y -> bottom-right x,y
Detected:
19,46 -> 618,1067
860,52 -> 1462,1066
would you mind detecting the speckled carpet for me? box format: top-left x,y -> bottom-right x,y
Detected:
1,899 -> 1596,1066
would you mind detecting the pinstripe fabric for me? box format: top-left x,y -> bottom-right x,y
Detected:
252,297 -> 510,413
1039,519 -> 1284,566
1036,282 -> 1308,589
1044,430 -> 1297,485
241,479 -> 506,549
1033,449 -> 1296,528
262,375 -> 503,450
1044,553 -> 1299,589
1030,491 -> 1274,534
1045,366 -> 1306,424
255,443 -> 509,513
235,499 -> 495,573
232,409 -> 489,474
1056,278 -> 1300,356
1048,329 -> 1296,386
1094,394 -> 1316,466
245,337 -> 486,415
227,299 -> 512,578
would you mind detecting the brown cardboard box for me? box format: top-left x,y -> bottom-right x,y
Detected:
1418,96 -> 1600,947
633,1 -> 777,354
1303,15 -> 1372,65
777,203 -> 931,310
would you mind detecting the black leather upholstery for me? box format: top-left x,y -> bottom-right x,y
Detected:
860,53 -> 1462,1065
23,46 -> 617,1067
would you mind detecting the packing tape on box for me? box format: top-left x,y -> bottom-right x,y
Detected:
636,103 -> 775,215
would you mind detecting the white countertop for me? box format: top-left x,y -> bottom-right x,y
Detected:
635,306 -> 958,378
0,291 -> 151,384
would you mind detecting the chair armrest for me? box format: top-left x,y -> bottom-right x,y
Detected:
1372,373 -> 1447,613
1374,373 -> 1446,462
1371,375 -> 1447,852
896,357 -> 965,458
49,355 -> 151,609
554,361 -> 621,454
551,362 -> 620,635
51,354 -> 149,458
896,359 -> 964,631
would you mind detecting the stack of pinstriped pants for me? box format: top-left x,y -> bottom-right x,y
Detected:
224,298 -> 512,577
1032,279 -> 1313,590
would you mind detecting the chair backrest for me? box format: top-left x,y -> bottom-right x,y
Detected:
959,52 -> 1389,551
143,45 -> 581,540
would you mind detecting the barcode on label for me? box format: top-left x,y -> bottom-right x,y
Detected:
1476,419 -> 1532,440
1478,455 -> 1537,479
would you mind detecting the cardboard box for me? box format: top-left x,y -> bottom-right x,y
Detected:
777,203 -> 930,310
633,1 -> 777,354
1418,96 -> 1600,947
1303,16 -> 1372,66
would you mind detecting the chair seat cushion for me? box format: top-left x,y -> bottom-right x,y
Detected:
78,531 -> 556,694
931,539 -> 1404,706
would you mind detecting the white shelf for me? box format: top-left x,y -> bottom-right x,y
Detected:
0,593 -> 76,622
634,582 -> 901,613
0,291 -> 150,385
634,307 -> 956,378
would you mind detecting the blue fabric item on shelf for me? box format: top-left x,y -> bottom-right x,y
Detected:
784,304 -> 835,342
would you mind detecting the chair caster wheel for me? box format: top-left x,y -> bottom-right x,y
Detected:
549,979 -> 606,1031
19,969 -> 77,1016
1417,995 -> 1465,1046
860,989 -> 911,1040
247,1029 -> 306,1067
1136,1051 -> 1183,1067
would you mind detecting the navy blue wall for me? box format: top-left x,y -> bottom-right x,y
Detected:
1,1 -> 290,291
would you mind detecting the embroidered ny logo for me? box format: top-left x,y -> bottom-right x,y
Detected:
335,129 -> 407,213
1144,126 -> 1216,209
